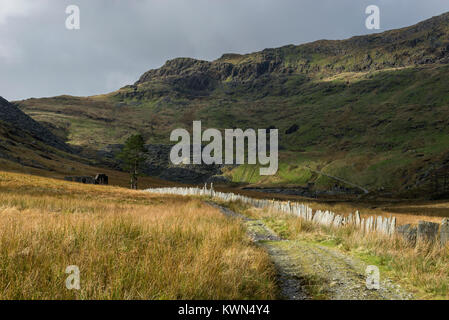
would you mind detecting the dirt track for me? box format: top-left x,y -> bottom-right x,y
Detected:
208,202 -> 412,300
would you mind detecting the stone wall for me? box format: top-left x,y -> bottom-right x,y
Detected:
64,174 -> 108,185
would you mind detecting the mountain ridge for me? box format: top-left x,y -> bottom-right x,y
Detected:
134,11 -> 449,88
13,12 -> 449,196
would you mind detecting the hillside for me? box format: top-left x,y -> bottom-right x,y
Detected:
0,97 -> 176,188
0,96 -> 78,173
14,12 -> 449,196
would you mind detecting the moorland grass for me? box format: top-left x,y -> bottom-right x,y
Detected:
0,171 -> 277,299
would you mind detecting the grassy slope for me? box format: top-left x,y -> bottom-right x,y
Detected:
17,65 -> 449,193
0,171 -> 276,299
15,13 -> 449,193
0,122 -> 175,190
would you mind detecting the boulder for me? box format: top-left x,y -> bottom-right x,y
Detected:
285,124 -> 299,135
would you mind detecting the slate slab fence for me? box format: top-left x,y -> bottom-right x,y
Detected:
145,184 -> 449,246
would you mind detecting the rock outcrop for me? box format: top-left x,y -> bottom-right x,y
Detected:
134,12 -> 449,91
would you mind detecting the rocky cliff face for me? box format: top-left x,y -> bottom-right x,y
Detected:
134,12 -> 449,91
0,96 -> 71,153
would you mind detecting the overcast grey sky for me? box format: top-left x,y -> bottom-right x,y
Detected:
1,0 -> 449,101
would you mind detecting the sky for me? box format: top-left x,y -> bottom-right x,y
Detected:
1,0 -> 449,101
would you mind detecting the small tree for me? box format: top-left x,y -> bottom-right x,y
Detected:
117,134 -> 146,189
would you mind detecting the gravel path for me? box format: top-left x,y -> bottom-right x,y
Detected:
207,202 -> 412,300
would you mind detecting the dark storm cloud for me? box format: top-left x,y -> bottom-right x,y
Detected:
1,0 -> 449,100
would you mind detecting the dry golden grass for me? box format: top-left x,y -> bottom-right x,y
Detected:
0,171 -> 276,299
0,156 -> 177,190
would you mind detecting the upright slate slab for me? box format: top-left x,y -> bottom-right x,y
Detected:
417,221 -> 440,243
396,224 -> 417,246
440,218 -> 449,246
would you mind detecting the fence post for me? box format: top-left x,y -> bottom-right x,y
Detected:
440,218 -> 449,246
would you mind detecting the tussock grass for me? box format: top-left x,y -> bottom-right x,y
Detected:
0,172 -> 277,299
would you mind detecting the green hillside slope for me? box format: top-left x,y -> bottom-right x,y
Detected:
15,12 -> 449,195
